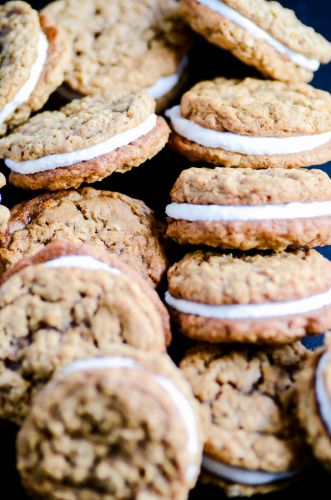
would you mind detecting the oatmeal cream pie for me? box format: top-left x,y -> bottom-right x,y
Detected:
43,0 -> 191,110
0,91 -> 170,191
17,346 -> 203,500
166,167 -> 331,251
297,334 -> 331,472
165,250 -> 331,343
166,78 -> 331,169
180,343 -> 310,497
0,188 -> 167,288
0,241 -> 171,424
0,173 -> 10,232
0,1 -> 70,137
179,0 -> 331,82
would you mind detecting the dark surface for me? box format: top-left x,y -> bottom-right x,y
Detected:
0,0 -> 331,498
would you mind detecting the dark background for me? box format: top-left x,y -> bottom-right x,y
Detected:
1,1 -> 331,498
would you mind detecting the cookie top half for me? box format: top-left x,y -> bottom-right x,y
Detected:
43,0 -> 191,95
180,78 -> 331,137
170,167 -> 331,205
167,250 -> 331,305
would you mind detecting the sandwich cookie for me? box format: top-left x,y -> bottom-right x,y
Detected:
0,1 -> 70,136
166,250 -> 331,343
297,335 -> 331,472
0,173 -> 10,232
17,345 -> 203,500
180,343 -> 310,497
0,241 -> 171,424
0,91 -> 170,191
166,78 -> 331,169
166,167 -> 331,251
0,188 -> 168,288
43,0 -> 191,111
179,0 -> 331,82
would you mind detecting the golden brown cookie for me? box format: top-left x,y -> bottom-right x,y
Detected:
0,173 -> 9,232
0,1 -> 70,136
17,345 -> 203,500
166,167 -> 331,251
43,0 -> 191,109
0,241 -> 171,424
166,78 -> 331,169
0,187 -> 168,288
0,92 -> 170,191
166,249 -> 331,343
179,0 -> 331,82
180,343 -> 311,497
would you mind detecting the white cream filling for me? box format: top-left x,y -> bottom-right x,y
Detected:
166,201 -> 331,222
202,456 -> 298,485
315,351 -> 331,436
43,255 -> 122,275
0,32 -> 48,125
147,57 -> 188,100
165,286 -> 331,320
5,113 -> 157,175
166,106 -> 331,156
61,356 -> 200,481
196,0 -> 319,71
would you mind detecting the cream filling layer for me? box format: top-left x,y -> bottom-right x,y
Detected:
61,356 -> 201,482
5,113 -> 157,175
166,201 -> 331,222
0,32 -> 48,125
147,57 -> 188,100
43,255 -> 122,274
166,106 -> 331,156
315,351 -> 331,436
165,286 -> 331,320
196,0 -> 319,71
203,456 -> 298,485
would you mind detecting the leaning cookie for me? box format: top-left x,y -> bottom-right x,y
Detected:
0,1 -> 70,137
166,250 -> 331,343
166,167 -> 331,251
0,187 -> 168,288
43,0 -> 191,111
17,345 -> 203,500
166,78 -> 331,168
0,91 -> 169,191
297,334 -> 331,472
0,173 -> 10,232
180,343 -> 310,497
179,0 -> 331,82
0,241 -> 171,424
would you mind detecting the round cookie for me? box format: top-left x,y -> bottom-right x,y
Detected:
0,187 -> 167,288
0,173 -> 10,232
43,0 -> 191,110
179,0 -> 331,82
0,241 -> 171,424
166,78 -> 331,169
297,334 -> 331,472
180,343 -> 310,497
17,345 -> 203,500
0,1 -> 70,137
166,167 -> 331,251
165,249 -> 331,343
0,91 -> 170,191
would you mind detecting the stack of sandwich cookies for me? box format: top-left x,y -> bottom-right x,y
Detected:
166,167 -> 331,251
0,188 -> 168,288
0,241 -> 170,424
0,173 -> 10,232
0,91 -> 169,191
179,0 -> 331,82
0,1 -> 70,136
180,343 -> 311,497
43,0 -> 191,111
17,345 -> 203,500
166,250 -> 331,343
166,78 -> 331,169
297,334 -> 331,471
